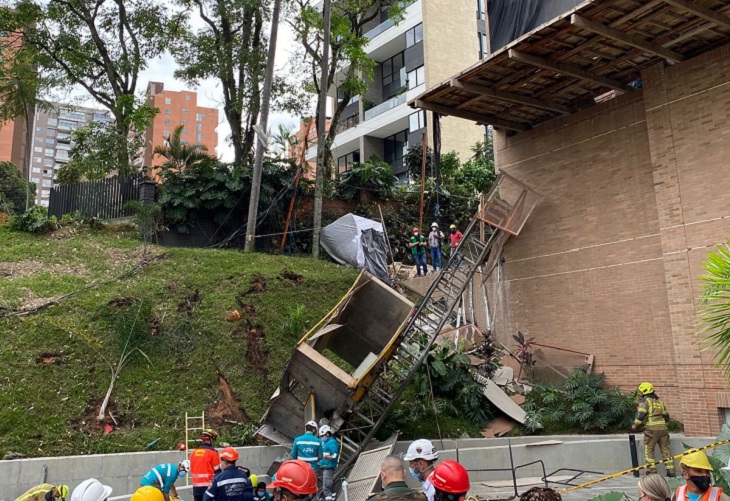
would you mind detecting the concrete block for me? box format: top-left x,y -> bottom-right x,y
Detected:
102,453 -> 132,478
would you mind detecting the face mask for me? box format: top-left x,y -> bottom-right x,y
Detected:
690,475 -> 712,492
258,492 -> 265,497
409,467 -> 421,480
450,230 -> 455,234
414,233 -> 419,237
179,471 -> 187,478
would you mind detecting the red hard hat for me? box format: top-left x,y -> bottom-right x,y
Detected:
270,460 -> 318,495
220,447 -> 239,462
413,227 -> 419,232
431,460 -> 470,494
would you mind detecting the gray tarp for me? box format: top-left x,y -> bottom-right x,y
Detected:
321,214 -> 390,281
488,0 -> 584,51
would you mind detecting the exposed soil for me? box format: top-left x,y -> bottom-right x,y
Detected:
68,398 -> 121,433
241,276 -> 267,296
246,324 -> 269,377
36,351 -> 63,365
17,288 -> 62,312
207,374 -> 250,427
280,268 -> 304,285
0,260 -> 89,279
108,296 -> 134,311
178,289 -> 201,314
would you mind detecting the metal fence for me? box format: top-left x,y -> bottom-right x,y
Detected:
48,173 -> 144,220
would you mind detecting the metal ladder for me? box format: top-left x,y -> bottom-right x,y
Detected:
185,411 -> 206,487
333,214 -> 508,472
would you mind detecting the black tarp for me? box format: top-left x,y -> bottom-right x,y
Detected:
361,228 -> 390,283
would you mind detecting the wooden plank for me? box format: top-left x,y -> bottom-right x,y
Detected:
662,0 -> 730,30
451,79 -> 572,114
508,49 -> 634,92
414,99 -> 529,132
571,14 -> 685,63
609,0 -> 664,28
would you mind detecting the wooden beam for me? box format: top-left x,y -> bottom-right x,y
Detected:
414,100 -> 529,132
571,14 -> 685,63
663,0 -> 730,30
508,49 -> 634,92
450,79 -> 573,114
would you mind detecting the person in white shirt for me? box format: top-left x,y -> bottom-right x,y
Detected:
403,439 -> 439,501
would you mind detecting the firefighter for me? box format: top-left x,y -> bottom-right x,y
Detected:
431,461 -> 470,501
632,382 -> 675,477
290,421 -> 322,472
191,428 -> 221,501
15,485 -> 69,501
205,447 -> 254,501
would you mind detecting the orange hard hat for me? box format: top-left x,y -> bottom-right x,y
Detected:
270,460 -> 318,495
220,447 -> 239,462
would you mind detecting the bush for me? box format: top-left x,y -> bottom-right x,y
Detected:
522,366 -> 635,433
9,205 -> 59,233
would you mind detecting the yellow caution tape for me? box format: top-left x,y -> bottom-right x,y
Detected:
557,438 -> 730,494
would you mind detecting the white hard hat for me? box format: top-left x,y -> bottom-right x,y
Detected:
306,420 -> 318,429
179,459 -> 191,472
70,479 -> 113,501
403,439 -> 438,461
431,222 -> 438,227
319,425 -> 332,436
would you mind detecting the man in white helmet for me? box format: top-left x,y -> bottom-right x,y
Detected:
69,479 -> 112,501
403,439 -> 438,501
290,420 -> 322,472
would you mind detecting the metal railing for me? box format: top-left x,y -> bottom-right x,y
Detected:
363,93 -> 406,121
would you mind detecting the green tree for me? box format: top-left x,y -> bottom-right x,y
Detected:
699,243 -> 730,374
338,155 -> 395,205
154,125 -> 214,171
0,162 -> 36,215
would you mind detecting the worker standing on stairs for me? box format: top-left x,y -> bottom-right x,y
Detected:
404,439 -> 439,501
631,382 -> 675,477
15,484 -> 69,501
431,461 -> 470,501
291,420 -> 322,472
409,228 -> 428,278
191,428 -> 221,501
319,425 -> 340,501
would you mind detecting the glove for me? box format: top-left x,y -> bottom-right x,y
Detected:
631,424 -> 638,432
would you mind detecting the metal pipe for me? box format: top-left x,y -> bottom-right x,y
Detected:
629,434 -> 640,477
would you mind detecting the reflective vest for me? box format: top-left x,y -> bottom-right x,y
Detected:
190,444 -> 220,488
15,484 -> 54,501
634,395 -> 669,428
291,432 -> 322,471
674,485 -> 723,501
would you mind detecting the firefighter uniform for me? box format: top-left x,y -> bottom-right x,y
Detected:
633,383 -> 674,475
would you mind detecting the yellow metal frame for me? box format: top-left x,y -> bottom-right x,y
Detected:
184,411 -> 206,487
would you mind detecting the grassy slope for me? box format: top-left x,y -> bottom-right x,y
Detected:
0,224 -> 357,457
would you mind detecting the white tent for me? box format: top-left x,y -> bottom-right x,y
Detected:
320,214 -> 387,276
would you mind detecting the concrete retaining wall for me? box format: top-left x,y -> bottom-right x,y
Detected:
1,435 -> 716,500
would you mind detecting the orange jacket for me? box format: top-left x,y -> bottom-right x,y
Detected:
190,444 -> 220,488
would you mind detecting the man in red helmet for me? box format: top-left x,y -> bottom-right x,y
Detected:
431,461 -> 470,501
204,447 -> 254,501
269,460 -> 318,501
191,429 -> 221,501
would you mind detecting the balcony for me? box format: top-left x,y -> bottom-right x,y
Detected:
336,114 -> 360,133
365,19 -> 395,40
364,93 -> 407,121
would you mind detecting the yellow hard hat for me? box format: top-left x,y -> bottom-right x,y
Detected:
250,473 -> 258,487
449,224 -> 456,229
56,485 -> 70,500
680,451 -> 712,471
130,486 -> 166,501
637,382 -> 654,395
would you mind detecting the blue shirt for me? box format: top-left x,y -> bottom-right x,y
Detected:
254,490 -> 271,501
205,466 -> 253,501
320,436 -> 340,470
140,463 -> 180,493
291,431 -> 322,471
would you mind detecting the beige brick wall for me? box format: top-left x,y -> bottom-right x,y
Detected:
422,0 -> 483,160
492,43 -> 730,436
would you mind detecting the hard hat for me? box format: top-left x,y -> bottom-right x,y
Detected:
220,447 -> 239,462
413,227 -> 419,232
56,485 -> 70,501
637,382 -> 654,395
201,429 -> 218,440
431,222 -> 438,227
179,459 -> 190,472
306,420 -> 318,429
270,460 -> 318,495
449,224 -> 456,229
432,460 -> 471,494
403,439 -> 438,461
250,473 -> 259,487
680,451 -> 712,471
130,486 -> 165,501
69,479 -> 113,501
319,425 -> 332,436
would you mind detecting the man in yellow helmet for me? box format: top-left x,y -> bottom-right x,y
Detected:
632,382 -> 674,477
672,451 -> 729,501
14,484 -> 69,501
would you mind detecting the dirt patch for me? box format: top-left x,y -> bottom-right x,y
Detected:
108,296 -> 134,311
106,246 -> 166,268
17,288 -> 62,313
68,398 -> 122,433
0,260 -> 89,279
246,324 -> 269,377
36,351 -> 63,365
239,276 -> 267,297
178,289 -> 201,314
207,374 -> 250,427
280,268 -> 304,285
234,293 -> 257,316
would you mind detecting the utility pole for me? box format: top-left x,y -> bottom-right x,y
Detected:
312,0 -> 332,259
244,0 -> 283,252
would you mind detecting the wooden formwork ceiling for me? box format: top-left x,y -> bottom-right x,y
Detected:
409,0 -> 730,131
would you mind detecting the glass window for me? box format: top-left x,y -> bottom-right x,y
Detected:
47,129 -> 56,137
43,169 -> 49,175
48,118 -> 58,126
165,97 -> 171,104
165,108 -> 170,114
181,139 -> 188,145
32,167 -> 41,173
405,23 -> 423,48
381,52 -> 405,87
185,95 -> 190,101
479,33 -> 488,59
58,119 -> 77,130
384,130 -> 408,164
42,179 -> 52,187
36,126 -> 44,132
407,66 -> 425,90
45,148 -> 54,156
196,123 -> 203,132
45,138 -> 55,145
477,0 -> 486,20
32,177 -> 40,184
164,119 -> 170,125
34,147 -> 43,153
196,113 -> 205,121
181,119 -> 189,124
337,150 -> 360,172
44,159 -> 54,166
33,157 -> 42,163
196,133 -> 204,142
181,108 -> 189,113
409,110 -> 426,132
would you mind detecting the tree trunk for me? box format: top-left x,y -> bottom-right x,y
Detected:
97,369 -> 117,421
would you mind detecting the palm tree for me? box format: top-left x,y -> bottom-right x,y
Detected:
153,125 -> 214,172
699,243 -> 730,375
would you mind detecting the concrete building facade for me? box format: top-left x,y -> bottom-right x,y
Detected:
143,82 -> 219,167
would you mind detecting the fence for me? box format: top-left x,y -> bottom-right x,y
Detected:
48,173 -> 145,220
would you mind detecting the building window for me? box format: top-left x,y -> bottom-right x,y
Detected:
45,148 -> 54,156
477,0 -> 485,20
409,110 -> 426,132
382,52 -> 405,87
32,177 -> 40,184
196,133 -> 204,142
164,119 -> 170,125
45,138 -> 55,145
407,66 -> 425,90
337,150 -> 360,172
479,33 -> 488,59
163,129 -> 170,137
196,113 -> 205,121
44,159 -> 54,166
196,123 -> 203,132
32,167 -> 41,173
48,118 -> 58,126
34,146 -> 43,153
181,139 -> 188,145
181,108 -> 189,113
42,179 -> 52,187
33,157 -> 42,163
165,108 -> 170,114
185,95 -> 190,101
47,129 -> 56,137
384,130 -> 408,165
405,23 -> 423,48
165,97 -> 171,104
36,126 -> 44,132
181,119 -> 189,124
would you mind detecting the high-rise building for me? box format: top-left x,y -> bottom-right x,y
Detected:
30,103 -> 111,206
289,117 -> 332,181
0,30 -> 32,179
305,0 -> 486,181
143,82 -> 219,167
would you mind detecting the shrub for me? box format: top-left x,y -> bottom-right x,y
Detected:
9,205 -> 59,233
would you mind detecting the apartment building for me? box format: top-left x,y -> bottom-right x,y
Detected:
30,104 -> 111,206
0,30 -> 30,179
289,117 -> 332,181
143,82 -> 219,167
307,0 -> 486,181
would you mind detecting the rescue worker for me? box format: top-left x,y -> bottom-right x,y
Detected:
255,482 -> 272,501
140,460 -> 190,501
269,460 -> 319,501
319,425 -> 340,501
431,461 -> 470,501
205,447 -> 254,501
366,454 -> 425,501
15,484 -> 69,501
290,421 -> 322,472
403,439 -> 439,501
672,451 -> 730,501
69,479 -> 113,501
632,382 -> 675,477
428,223 -> 445,273
191,428 -> 221,501
131,486 -> 166,501
409,228 -> 428,277
448,225 -> 463,254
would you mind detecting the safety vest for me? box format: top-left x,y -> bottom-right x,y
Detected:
675,485 -> 723,501
635,395 -> 668,428
15,484 -> 54,501
190,445 -> 220,488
